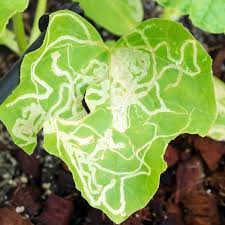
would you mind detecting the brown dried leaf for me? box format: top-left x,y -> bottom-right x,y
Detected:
166,201 -> 182,219
36,194 -> 74,225
166,201 -> 185,225
164,145 -> 179,167
11,186 -> 41,217
175,157 -> 204,203
193,136 -> 225,171
207,171 -> 225,204
182,191 -> 220,225
0,207 -> 33,225
13,149 -> 41,178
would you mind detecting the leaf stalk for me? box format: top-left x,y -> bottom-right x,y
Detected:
12,13 -> 27,54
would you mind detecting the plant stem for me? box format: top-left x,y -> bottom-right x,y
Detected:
29,0 -> 47,45
12,13 -> 27,54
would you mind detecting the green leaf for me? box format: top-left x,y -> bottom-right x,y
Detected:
208,77 -> 225,141
75,0 -> 144,35
155,0 -> 225,33
0,0 -> 29,35
155,0 -> 191,13
0,10 -> 109,154
0,29 -> 20,54
0,11 -> 217,223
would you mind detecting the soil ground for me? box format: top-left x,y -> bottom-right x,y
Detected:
0,1 -> 225,225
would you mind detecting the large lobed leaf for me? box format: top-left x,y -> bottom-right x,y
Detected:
0,10 -> 108,153
155,0 -> 225,33
0,0 -> 29,35
75,0 -> 144,35
0,10 -> 216,223
208,77 -> 225,141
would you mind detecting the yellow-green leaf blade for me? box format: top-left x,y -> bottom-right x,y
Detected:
44,19 -> 216,223
189,0 -> 225,33
155,0 -> 225,33
0,10 -> 109,154
208,77 -> 225,141
76,0 -> 144,35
